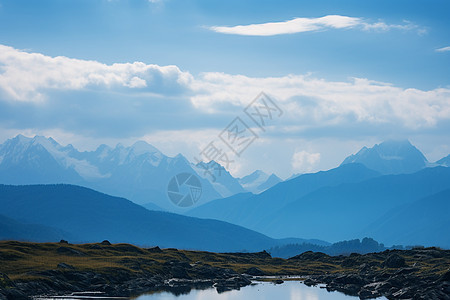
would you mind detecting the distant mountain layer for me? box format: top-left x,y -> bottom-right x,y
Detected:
437,154 -> 450,167
269,237 -> 387,259
0,135 -> 223,212
0,215 -> 71,242
238,170 -> 282,194
364,188 -> 450,247
0,184 -> 303,252
258,166 -> 450,246
341,140 -> 428,175
193,161 -> 246,198
188,163 -> 381,228
188,165 -> 450,248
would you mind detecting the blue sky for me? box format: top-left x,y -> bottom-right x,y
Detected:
0,0 -> 449,177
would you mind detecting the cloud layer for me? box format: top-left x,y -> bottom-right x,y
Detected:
0,45 -> 192,102
209,15 -> 422,36
192,73 -> 450,130
1,44 -> 449,133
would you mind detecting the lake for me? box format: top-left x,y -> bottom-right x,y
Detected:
36,280 -> 388,300
134,280 -> 388,300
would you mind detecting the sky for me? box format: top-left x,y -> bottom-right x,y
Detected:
0,0 -> 449,178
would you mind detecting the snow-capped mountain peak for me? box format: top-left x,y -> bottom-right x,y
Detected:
130,141 -> 161,156
341,140 -> 428,174
192,160 -> 245,198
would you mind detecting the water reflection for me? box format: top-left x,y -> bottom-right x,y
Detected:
135,281 -> 388,300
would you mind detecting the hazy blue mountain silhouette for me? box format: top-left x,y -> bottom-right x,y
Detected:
0,214 -> 72,242
258,167 -> 450,246
257,173 -> 282,193
269,237 -> 386,259
141,202 -> 164,211
341,140 -> 428,174
363,188 -> 450,247
0,135 -> 222,212
238,170 -> 282,194
188,163 -> 381,228
193,161 -> 246,197
437,154 -> 450,167
0,184 -> 292,252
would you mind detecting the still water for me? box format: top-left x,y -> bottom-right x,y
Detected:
135,280 -> 388,300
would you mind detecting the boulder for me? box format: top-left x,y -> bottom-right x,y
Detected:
147,246 -> 162,253
273,279 -> 284,284
56,247 -> 85,256
383,254 -> 406,268
57,263 -> 75,270
290,251 -> 329,261
244,267 -> 265,276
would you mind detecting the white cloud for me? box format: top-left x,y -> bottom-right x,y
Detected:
292,150 -> 321,173
361,20 -> 423,33
0,45 -> 193,101
208,15 -> 423,36
210,15 -> 360,36
436,46 -> 450,52
1,44 -> 449,134
191,73 -> 450,129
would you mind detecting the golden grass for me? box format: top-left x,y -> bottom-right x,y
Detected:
1,241 -> 448,283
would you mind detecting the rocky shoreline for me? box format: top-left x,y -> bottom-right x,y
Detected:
303,267 -> 450,299
1,241 -> 449,299
294,250 -> 450,299
1,261 -> 253,299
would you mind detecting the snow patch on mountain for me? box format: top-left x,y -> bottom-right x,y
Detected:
239,170 -> 282,194
341,140 -> 428,175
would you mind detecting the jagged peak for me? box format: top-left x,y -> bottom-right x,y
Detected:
196,160 -> 224,168
341,139 -> 428,174
240,170 -> 268,181
31,135 -> 60,147
96,144 -> 112,152
130,140 -> 161,155
267,173 -> 281,181
13,134 -> 32,143
115,143 -> 125,149
373,139 -> 414,150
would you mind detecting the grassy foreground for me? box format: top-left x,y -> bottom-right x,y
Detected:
0,240 -> 343,279
0,241 -> 449,299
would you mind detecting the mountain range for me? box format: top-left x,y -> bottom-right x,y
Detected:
187,163 -> 381,228
258,166 -> 450,245
0,184 -> 319,252
187,139 -> 450,247
189,165 -> 450,247
1,135 -> 449,249
0,135 -> 281,212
